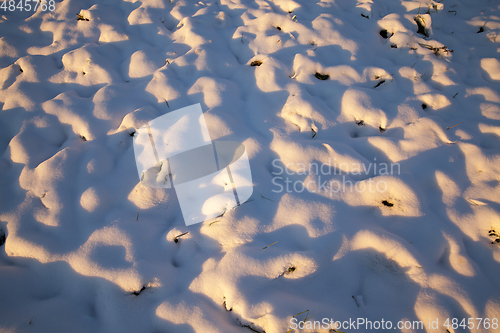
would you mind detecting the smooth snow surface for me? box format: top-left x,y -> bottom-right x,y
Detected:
1,0 -> 500,332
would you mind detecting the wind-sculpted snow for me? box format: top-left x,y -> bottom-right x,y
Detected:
1,0 -> 500,332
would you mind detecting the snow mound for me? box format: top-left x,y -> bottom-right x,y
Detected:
1,0 -> 500,332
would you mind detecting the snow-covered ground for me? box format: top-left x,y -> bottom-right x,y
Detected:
1,0 -> 500,332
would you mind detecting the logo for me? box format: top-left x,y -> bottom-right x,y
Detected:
132,104 -> 253,226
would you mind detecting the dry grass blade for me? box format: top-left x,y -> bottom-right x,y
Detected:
262,241 -> 278,249
419,43 -> 453,56
260,195 -> 274,202
447,121 -> 464,130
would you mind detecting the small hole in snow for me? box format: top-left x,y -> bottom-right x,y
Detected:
488,229 -> 500,245
380,30 -> 390,39
382,200 -> 394,207
314,72 -> 329,80
131,285 -> 147,296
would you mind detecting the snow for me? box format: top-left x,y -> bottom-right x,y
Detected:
1,0 -> 500,332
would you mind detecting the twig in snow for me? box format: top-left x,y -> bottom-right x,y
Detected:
223,299 -> 232,312
277,266 -> 296,278
131,285 -> 148,296
173,231 -> 189,243
240,321 -> 265,333
260,195 -> 274,202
